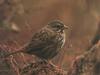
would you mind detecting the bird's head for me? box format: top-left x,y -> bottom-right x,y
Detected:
48,20 -> 68,32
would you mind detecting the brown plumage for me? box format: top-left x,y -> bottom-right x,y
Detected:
5,20 -> 69,60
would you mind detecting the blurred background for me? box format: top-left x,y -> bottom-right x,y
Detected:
0,0 -> 100,71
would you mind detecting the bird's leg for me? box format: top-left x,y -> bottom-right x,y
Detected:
40,59 -> 58,69
48,60 -> 58,68
47,60 -> 64,74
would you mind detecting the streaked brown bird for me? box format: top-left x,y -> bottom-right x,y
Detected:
5,20 -> 69,60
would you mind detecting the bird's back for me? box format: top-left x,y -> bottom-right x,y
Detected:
24,26 -> 65,60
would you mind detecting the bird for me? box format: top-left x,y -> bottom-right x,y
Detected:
5,20 -> 69,61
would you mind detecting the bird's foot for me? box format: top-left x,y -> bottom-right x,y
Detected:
48,60 -> 58,68
41,60 -> 63,74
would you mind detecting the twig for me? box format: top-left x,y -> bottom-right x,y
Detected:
67,41 -> 100,75
21,60 -> 67,75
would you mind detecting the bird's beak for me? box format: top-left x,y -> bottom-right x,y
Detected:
64,25 -> 69,29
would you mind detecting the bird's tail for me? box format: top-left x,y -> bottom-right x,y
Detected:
4,43 -> 29,58
4,49 -> 24,58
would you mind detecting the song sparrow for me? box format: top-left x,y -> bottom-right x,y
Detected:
5,20 -> 69,60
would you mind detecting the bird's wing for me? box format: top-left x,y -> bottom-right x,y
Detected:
24,28 -> 55,54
